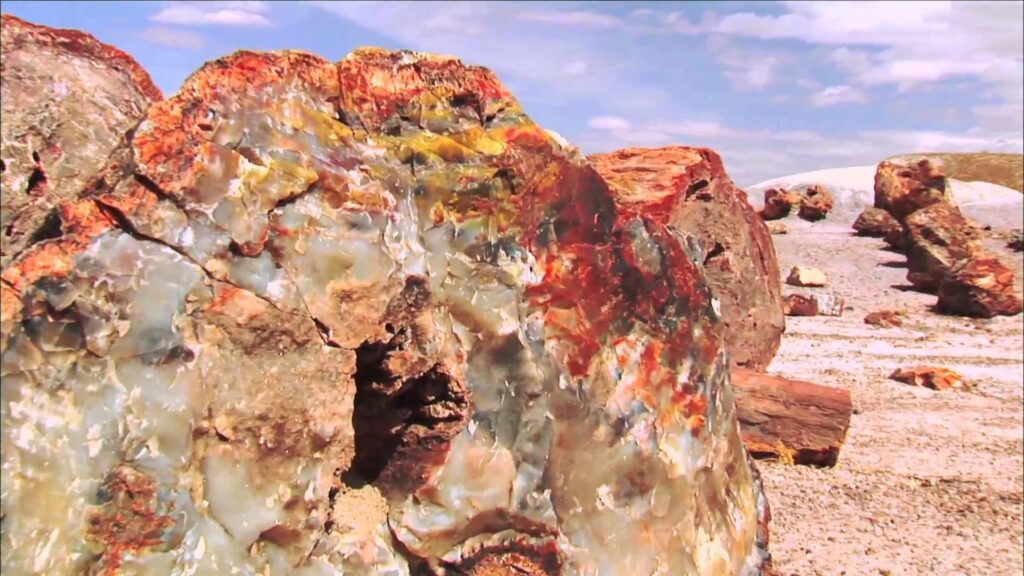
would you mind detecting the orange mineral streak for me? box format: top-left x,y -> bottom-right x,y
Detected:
86,468 -> 174,576
0,199 -> 115,294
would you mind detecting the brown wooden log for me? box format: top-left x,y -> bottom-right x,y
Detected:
731,368 -> 853,467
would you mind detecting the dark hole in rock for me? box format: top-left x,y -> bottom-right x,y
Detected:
704,242 -> 726,264
26,210 -> 63,245
31,150 -> 41,163
685,179 -> 709,200
26,166 -> 47,194
0,158 -> 6,173
343,330 -> 467,495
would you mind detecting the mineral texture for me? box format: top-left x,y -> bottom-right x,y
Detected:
937,256 -> 1024,318
589,146 -> 785,372
1,45 -> 771,575
904,202 -> 982,291
0,14 -> 162,268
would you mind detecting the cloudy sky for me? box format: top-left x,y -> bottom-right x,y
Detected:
4,1 -> 1022,185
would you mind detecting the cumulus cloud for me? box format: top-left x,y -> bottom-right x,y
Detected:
811,85 -> 869,107
151,1 -> 272,27
137,25 -> 204,50
588,116 -> 631,131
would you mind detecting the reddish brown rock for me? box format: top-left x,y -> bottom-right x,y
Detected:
1,47 -> 771,574
590,146 -> 785,371
905,202 -> 983,291
782,294 -> 818,316
889,366 -> 967,390
873,159 -> 952,221
766,221 -> 789,235
853,207 -> 901,238
761,186 -> 801,220
864,309 -> 905,327
0,15 -> 161,267
937,255 -> 1024,318
783,293 -> 844,317
797,184 -> 833,221
731,368 -> 853,467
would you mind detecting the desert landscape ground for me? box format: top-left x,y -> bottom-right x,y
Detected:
749,195 -> 1023,575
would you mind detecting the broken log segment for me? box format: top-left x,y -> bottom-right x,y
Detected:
731,368 -> 853,467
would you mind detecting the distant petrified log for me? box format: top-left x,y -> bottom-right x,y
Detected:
761,187 -> 801,220
905,203 -> 983,291
591,146 -> 785,371
853,207 -> 901,238
0,14 -> 162,267
864,309 -> 905,327
874,159 -> 952,221
731,369 -> 853,467
797,184 -> 833,221
782,293 -> 845,317
938,256 -> 1023,318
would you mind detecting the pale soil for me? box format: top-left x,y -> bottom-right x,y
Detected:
759,214 -> 1024,576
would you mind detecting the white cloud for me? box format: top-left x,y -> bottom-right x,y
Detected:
516,10 -> 623,29
699,2 -> 1023,97
588,116 -> 631,131
811,85 -> 869,107
137,25 -> 204,50
562,60 -> 588,76
709,37 -> 781,91
151,1 -> 272,27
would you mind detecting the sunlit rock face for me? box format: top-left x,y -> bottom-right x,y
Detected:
0,14 -> 162,268
589,147 -> 784,372
2,46 -> 770,575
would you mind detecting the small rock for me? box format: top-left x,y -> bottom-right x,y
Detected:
889,366 -> 967,390
937,255 -> 1024,318
786,266 -> 827,287
864,310 -> 904,328
783,294 -> 818,316
798,184 -> 833,221
760,187 -> 800,220
766,221 -> 789,235
782,293 -> 844,317
852,207 -> 901,238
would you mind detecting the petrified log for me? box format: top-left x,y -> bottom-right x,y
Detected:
873,159 -> 952,221
937,255 -> 1023,318
0,41 -> 771,575
590,146 -> 785,371
797,184 -> 833,221
852,207 -> 901,238
731,369 -> 853,467
760,186 -> 800,220
0,14 -> 162,267
905,202 -> 983,291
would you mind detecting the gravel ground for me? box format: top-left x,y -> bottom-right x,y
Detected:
758,212 -> 1024,576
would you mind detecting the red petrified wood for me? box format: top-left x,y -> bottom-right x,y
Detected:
731,368 -> 853,467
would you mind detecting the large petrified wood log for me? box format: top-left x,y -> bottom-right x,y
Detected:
0,28 -> 772,575
732,368 -> 853,467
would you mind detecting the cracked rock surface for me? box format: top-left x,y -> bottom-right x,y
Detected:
1,40 -> 770,575
590,146 -> 784,372
0,14 -> 162,268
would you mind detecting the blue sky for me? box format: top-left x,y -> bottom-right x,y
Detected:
3,1 -> 1022,185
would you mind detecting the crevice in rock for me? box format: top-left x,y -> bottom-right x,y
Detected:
704,242 -> 725,264
342,329 -> 467,494
25,166 -> 47,195
25,210 -> 64,245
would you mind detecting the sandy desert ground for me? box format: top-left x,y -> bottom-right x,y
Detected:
751,195 -> 1024,575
